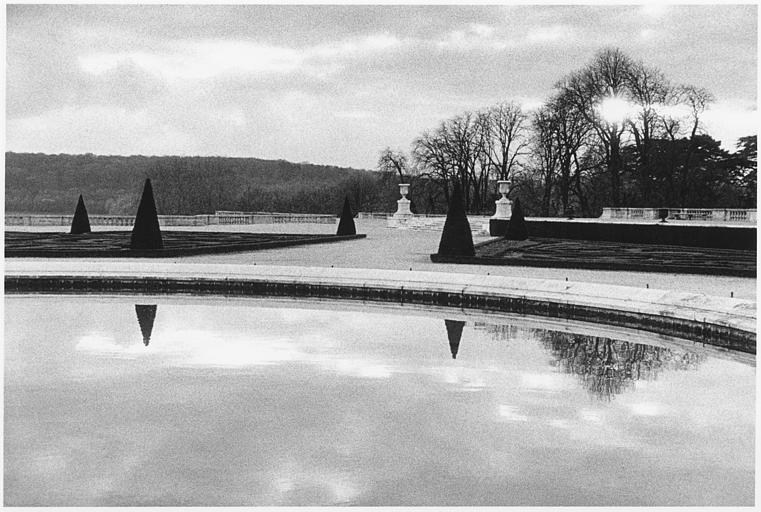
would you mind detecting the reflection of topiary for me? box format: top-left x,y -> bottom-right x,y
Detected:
135,304 -> 157,346
444,319 -> 465,359
70,194 -> 91,234
506,197 -> 528,240
437,182 -> 474,257
130,178 -> 164,250
336,196 -> 356,235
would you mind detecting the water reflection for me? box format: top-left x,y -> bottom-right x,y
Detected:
444,320 -> 464,359
135,305 -> 157,346
535,329 -> 705,401
473,322 -> 519,343
4,298 -> 753,506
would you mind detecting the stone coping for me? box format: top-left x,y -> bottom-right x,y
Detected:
6,261 -> 755,353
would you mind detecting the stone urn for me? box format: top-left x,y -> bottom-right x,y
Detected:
491,180 -> 512,219
393,183 -> 413,218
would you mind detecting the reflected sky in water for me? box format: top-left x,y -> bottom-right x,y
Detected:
4,296 -> 755,506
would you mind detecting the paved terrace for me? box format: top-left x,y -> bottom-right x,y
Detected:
7,219 -> 755,300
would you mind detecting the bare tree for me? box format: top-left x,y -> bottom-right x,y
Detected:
656,84 -> 715,204
479,101 -> 530,181
412,127 -> 456,203
531,105 -> 562,216
377,147 -> 409,182
625,61 -> 672,202
412,112 -> 489,211
558,48 -> 635,206
675,85 -> 715,204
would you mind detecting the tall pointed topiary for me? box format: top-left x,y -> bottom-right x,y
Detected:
506,197 -> 528,241
70,194 -> 91,234
135,304 -> 157,346
130,178 -> 163,250
445,319 -> 465,359
336,196 -> 356,236
437,181 -> 474,257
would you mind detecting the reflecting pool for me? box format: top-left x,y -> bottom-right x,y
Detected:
4,295 -> 755,506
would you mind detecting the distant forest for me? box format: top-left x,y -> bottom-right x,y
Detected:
5,152 -> 402,215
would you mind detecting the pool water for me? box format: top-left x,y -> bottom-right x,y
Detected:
4,296 -> 755,506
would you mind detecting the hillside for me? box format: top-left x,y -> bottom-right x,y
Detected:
5,152 -> 397,215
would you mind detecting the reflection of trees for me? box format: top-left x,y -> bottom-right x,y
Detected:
474,322 -> 520,343
536,329 -> 705,401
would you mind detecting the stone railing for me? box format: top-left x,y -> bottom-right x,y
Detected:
214,211 -> 336,224
5,211 -> 338,227
356,212 -> 389,220
600,208 -> 757,224
6,214 -> 215,227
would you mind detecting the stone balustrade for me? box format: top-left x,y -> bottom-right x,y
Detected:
214,211 -> 336,224
600,207 -> 757,223
6,211 -> 338,227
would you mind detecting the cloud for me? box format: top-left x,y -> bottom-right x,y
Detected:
702,101 -> 758,149
525,24 -> 572,43
469,23 -> 495,38
434,23 -> 574,52
435,23 -> 509,51
333,110 -> 377,119
641,4 -> 669,18
78,34 -> 402,82
6,105 -> 190,156
7,5 -> 757,169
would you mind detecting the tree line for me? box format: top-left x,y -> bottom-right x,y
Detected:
5,152 -> 401,215
382,47 -> 756,216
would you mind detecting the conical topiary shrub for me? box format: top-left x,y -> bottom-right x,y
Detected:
436,182 -> 474,257
130,178 -> 164,250
135,304 -> 157,346
70,194 -> 91,234
506,197 -> 528,241
445,319 -> 465,359
336,196 -> 356,236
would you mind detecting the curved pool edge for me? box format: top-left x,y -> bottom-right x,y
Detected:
4,261 -> 756,354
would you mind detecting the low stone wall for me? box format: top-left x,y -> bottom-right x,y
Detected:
5,262 -> 755,353
387,214 -> 491,235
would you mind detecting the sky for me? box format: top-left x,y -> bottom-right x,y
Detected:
5,4 -> 758,170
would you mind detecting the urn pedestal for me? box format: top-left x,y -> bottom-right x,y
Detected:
391,183 -> 414,226
489,180 -> 512,236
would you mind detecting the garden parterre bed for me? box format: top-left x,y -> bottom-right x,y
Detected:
4,230 -> 366,258
431,237 -> 756,277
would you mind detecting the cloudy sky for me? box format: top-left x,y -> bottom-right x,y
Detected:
6,4 -> 757,169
